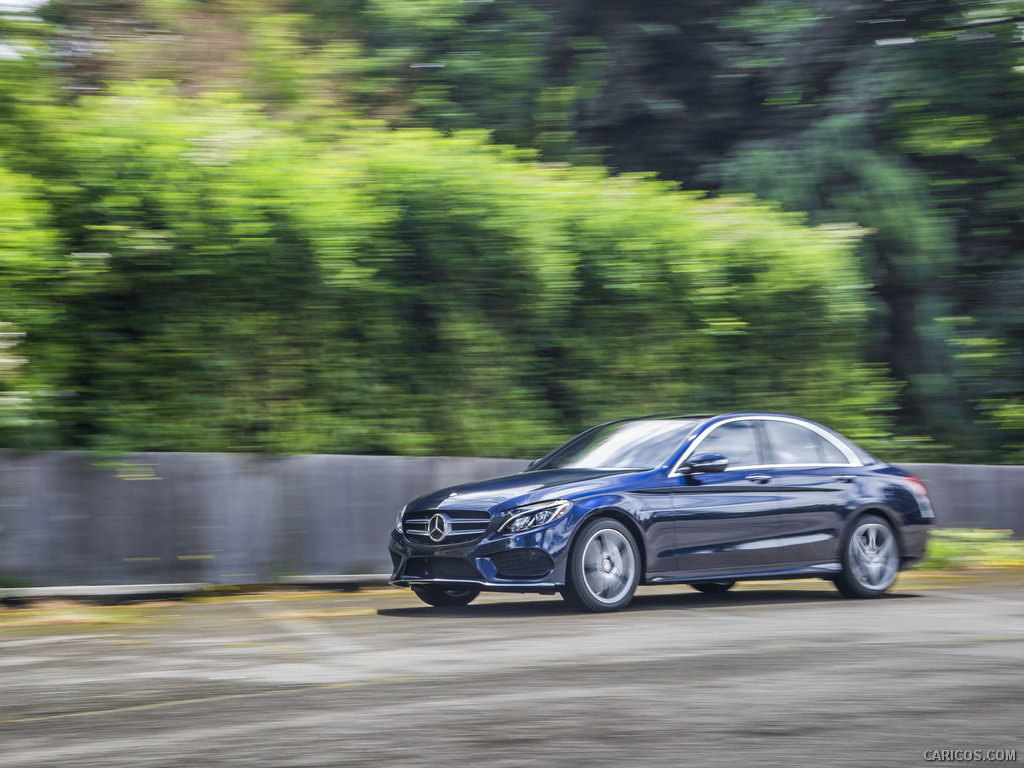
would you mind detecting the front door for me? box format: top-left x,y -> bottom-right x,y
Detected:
670,419 -> 780,576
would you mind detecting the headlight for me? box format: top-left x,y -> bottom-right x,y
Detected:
395,505 -> 407,533
500,500 -> 573,534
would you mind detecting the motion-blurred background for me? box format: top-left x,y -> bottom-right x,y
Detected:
1,0 -> 1022,463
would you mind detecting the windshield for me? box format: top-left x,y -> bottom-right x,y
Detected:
533,419 -> 704,471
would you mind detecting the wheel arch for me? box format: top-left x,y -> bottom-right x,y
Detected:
845,504 -> 905,557
577,507 -> 649,584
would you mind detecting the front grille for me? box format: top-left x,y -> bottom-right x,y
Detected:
490,549 -> 555,579
403,509 -> 491,544
402,557 -> 482,581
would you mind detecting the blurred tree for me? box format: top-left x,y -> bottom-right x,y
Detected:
0,0 -> 60,177
0,163 -> 64,448
327,0 -> 1024,459
17,0 -> 1024,461
3,80 -> 887,457
705,0 -> 1024,458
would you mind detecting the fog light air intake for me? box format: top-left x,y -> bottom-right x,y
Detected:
490,549 -> 555,579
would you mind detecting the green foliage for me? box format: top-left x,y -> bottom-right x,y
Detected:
706,0 -> 1024,459
270,0 -> 1024,462
0,3 -> 60,177
0,163 -> 63,447
920,529 -> 1024,570
15,0 -> 1024,462
0,72 -> 891,457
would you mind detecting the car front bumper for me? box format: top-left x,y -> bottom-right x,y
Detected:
387,522 -> 573,592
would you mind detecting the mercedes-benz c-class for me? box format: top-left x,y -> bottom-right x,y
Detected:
388,413 -> 934,612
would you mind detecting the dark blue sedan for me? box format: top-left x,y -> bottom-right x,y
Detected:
388,413 -> 934,612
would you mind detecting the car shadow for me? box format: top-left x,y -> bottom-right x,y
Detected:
377,585 -> 921,618
632,587 -> 920,612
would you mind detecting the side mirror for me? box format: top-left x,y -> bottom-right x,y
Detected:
682,453 -> 729,475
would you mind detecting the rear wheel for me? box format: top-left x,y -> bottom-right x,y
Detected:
563,518 -> 640,613
411,584 -> 480,607
834,514 -> 900,598
690,580 -> 735,595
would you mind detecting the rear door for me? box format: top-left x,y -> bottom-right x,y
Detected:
760,418 -> 859,567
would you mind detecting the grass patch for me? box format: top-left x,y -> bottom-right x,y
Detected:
0,600 -> 163,628
920,528 -> 1024,570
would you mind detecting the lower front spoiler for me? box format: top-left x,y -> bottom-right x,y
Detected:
391,577 -> 562,593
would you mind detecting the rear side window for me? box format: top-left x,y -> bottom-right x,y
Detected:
695,420 -> 762,467
763,420 -> 848,465
817,434 -> 849,464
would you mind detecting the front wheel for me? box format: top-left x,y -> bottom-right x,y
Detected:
411,584 -> 480,607
834,514 -> 900,598
563,518 -> 641,613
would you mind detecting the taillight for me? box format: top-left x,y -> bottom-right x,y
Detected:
905,476 -> 929,498
904,476 -> 935,519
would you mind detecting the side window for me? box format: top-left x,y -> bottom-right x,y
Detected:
817,434 -> 849,464
695,420 -> 762,468
763,420 -> 848,465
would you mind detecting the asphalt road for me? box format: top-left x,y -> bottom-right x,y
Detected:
2,576 -> 1023,767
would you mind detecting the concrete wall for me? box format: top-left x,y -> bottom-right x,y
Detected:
898,463 -> 1024,531
0,452 -> 1019,587
0,452 -> 526,587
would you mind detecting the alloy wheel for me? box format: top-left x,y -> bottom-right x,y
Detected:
848,521 -> 898,591
581,528 -> 637,605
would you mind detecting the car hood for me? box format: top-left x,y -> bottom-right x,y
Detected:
407,468 -> 636,513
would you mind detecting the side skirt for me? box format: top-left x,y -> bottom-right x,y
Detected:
392,577 -> 562,593
645,562 -> 842,585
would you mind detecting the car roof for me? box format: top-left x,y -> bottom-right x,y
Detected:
605,411 -> 816,426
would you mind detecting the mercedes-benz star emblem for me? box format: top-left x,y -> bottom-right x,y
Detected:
427,513 -> 452,542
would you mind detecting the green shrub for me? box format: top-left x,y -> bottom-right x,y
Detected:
920,529 -> 1024,570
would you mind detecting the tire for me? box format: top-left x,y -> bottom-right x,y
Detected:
834,513 -> 900,599
562,517 -> 641,613
690,580 -> 736,595
411,584 -> 480,608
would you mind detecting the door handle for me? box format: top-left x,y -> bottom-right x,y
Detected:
745,473 -> 771,484
832,474 -> 856,483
